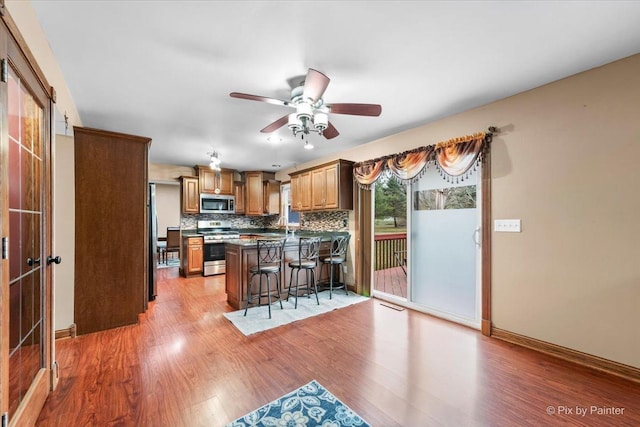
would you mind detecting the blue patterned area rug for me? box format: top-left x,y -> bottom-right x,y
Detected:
225,380 -> 370,427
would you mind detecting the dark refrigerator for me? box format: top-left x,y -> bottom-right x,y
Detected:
148,183 -> 158,301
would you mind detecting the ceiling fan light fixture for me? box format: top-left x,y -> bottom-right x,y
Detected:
296,102 -> 313,120
313,112 -> 328,131
287,112 -> 302,131
231,68 -> 381,147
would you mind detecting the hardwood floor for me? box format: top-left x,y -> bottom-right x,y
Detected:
37,268 -> 639,426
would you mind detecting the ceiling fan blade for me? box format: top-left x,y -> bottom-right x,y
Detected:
302,68 -> 330,103
328,103 -> 382,117
323,122 -> 340,139
230,92 -> 291,107
260,115 -> 289,133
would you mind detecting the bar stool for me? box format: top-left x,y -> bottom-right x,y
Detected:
244,238 -> 286,319
321,234 -> 351,299
287,236 -> 322,308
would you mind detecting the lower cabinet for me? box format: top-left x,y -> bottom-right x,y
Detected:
181,236 -> 203,277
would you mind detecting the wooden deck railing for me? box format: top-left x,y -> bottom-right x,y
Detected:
374,233 -> 407,270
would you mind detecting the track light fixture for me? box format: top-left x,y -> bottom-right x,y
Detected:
208,149 -> 221,171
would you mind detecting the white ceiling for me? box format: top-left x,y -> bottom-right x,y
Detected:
31,1 -> 640,172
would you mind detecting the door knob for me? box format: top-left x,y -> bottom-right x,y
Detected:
26,257 -> 41,266
47,255 -> 62,265
473,228 -> 481,247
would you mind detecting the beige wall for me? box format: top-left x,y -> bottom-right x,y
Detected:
155,184 -> 181,238
280,54 -> 640,368
53,135 -> 75,330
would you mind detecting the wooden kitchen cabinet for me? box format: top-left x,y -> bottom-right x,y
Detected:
290,159 -> 354,211
181,175 -> 200,214
74,127 -> 151,334
181,236 -> 203,277
263,180 -> 281,215
234,180 -> 245,214
196,165 -> 234,195
290,171 -> 312,211
245,171 -> 280,215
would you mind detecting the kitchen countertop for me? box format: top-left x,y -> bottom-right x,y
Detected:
178,228 -> 348,246
227,230 -> 349,247
181,231 -> 203,238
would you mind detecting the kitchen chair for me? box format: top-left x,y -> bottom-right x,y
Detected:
287,236 -> 322,308
321,234 -> 351,299
165,227 -> 181,262
157,238 -> 167,264
244,238 -> 286,319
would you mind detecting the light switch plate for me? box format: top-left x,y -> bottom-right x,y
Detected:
494,219 -> 521,232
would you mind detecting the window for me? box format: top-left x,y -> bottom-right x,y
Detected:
280,183 -> 299,226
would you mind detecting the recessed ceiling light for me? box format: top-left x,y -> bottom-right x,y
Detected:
267,136 -> 282,143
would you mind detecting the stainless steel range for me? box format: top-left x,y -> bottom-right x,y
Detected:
197,220 -> 240,276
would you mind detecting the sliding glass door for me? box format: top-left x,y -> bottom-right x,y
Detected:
360,132 -> 489,329
410,166 -> 481,326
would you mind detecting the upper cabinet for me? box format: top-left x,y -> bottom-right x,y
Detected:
290,159 -> 354,212
181,176 -> 200,214
234,178 -> 245,215
245,171 -> 280,216
291,171 -> 312,212
195,165 -> 234,195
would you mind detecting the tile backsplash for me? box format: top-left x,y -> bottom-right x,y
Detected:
181,211 -> 349,232
299,211 -> 349,231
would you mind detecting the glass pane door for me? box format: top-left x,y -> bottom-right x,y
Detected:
372,177 -> 407,299
7,65 -> 46,417
410,166 -> 481,326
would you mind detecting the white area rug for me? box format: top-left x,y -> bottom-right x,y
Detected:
224,290 -> 369,336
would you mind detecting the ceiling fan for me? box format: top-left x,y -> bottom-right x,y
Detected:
230,68 -> 382,145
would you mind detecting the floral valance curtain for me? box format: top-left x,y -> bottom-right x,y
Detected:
353,131 -> 491,189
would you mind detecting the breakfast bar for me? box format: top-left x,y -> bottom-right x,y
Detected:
224,233 -> 347,310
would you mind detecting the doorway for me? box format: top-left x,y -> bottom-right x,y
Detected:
1,15 -> 54,426
372,176 -> 407,299
358,133 -> 492,333
371,167 -> 481,328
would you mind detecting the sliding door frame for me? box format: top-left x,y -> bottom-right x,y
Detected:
355,147 -> 492,335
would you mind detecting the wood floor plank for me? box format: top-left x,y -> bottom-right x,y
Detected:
374,266 -> 406,297
36,267 -> 640,426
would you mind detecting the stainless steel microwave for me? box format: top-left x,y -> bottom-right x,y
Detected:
200,194 -> 235,214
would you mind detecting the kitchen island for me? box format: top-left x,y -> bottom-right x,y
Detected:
224,233 -> 348,310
